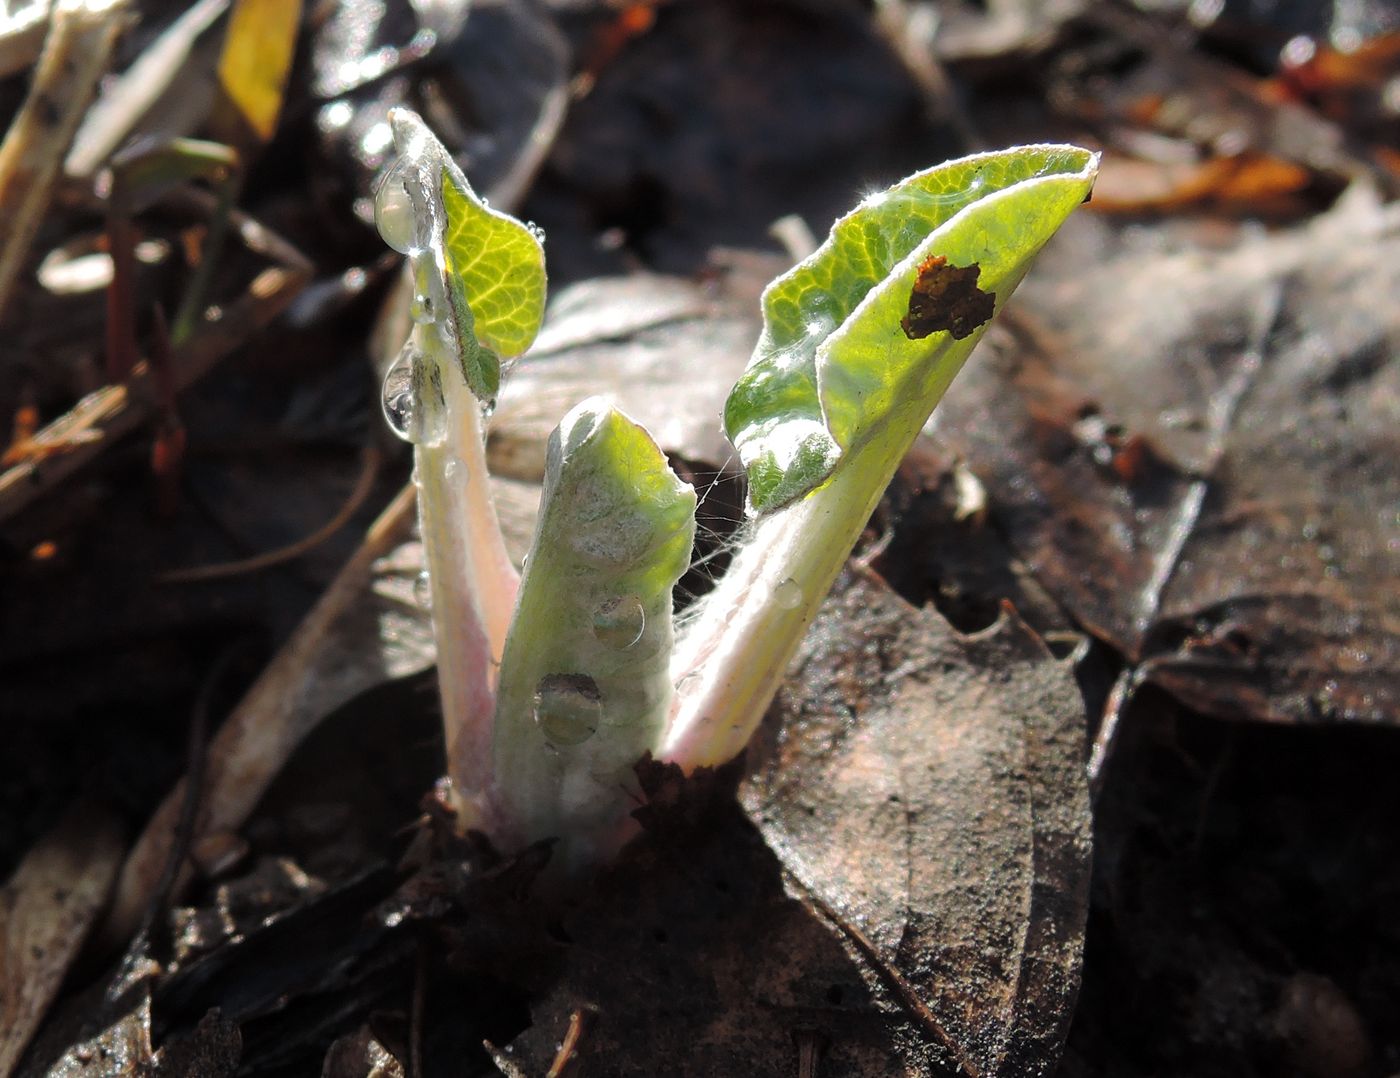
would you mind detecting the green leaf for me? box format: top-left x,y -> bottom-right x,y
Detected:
439,168 -> 547,361
724,145 -> 1098,511
385,110 -> 546,403
491,399 -> 696,865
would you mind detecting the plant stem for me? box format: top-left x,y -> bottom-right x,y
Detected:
665,363 -> 959,768
415,361 -> 520,828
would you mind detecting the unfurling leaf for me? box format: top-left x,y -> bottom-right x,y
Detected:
724,146 -> 1099,512
492,398 -> 696,868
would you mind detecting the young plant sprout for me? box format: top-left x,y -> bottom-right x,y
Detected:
376,109 -> 1097,870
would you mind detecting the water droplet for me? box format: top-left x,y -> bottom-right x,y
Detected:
533,674 -> 602,747
373,161 -> 415,254
801,290 -> 831,319
525,221 -> 546,244
592,595 -> 645,649
380,342 -> 446,444
414,571 -> 431,608
772,577 -> 803,610
381,349 -> 415,441
409,292 -> 434,323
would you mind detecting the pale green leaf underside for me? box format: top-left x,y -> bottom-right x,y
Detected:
724,145 -> 1098,512
492,399 -> 696,857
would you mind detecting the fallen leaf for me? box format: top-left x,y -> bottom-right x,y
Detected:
105,475 -> 540,945
503,767 -> 956,1076
214,0 -> 301,144
502,570 -> 1089,1076
149,1009 -> 240,1078
1090,151 -> 1320,217
0,802 -> 125,1078
745,571 -> 1093,1077
492,263 -> 778,480
935,185 -> 1400,723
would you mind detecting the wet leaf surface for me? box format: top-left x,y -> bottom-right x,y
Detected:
19,947 -> 158,1078
936,188 -> 1400,724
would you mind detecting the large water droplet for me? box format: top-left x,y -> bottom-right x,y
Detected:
414,571 -> 431,608
373,161 -> 416,254
380,342 -> 446,444
772,577 -> 803,610
381,349 -> 415,441
533,673 -> 602,747
592,595 -> 645,649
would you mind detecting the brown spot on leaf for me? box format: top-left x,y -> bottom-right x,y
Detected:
900,254 -> 996,341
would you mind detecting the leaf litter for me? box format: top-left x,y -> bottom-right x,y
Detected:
4,1 -> 1400,1075
744,571 -> 1091,1078
934,184 -> 1399,726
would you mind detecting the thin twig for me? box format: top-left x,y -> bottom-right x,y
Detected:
100,481 -> 419,948
158,445 -> 383,583
0,0 -> 131,324
1086,665 -> 1142,805
482,1041 -> 530,1078
410,939 -> 427,1078
871,0 -> 982,149
0,263 -> 308,523
793,876 -> 980,1078
546,1007 -> 596,1078
136,642 -> 251,947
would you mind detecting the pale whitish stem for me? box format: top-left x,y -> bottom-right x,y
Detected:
415,371 -> 520,828
665,394 -> 932,768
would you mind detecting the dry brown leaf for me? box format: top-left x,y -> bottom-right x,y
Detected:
0,802 -> 125,1078
745,572 -> 1092,1076
936,185 -> 1400,724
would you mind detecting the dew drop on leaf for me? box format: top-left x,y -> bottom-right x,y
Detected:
414,571 -> 431,608
373,161 -> 416,254
772,577 -> 803,610
591,595 -> 646,649
533,673 -> 603,747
